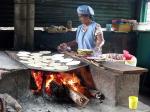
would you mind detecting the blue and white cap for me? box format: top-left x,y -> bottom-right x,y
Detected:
77,5 -> 94,16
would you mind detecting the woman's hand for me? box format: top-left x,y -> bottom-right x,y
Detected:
57,43 -> 71,52
57,40 -> 77,52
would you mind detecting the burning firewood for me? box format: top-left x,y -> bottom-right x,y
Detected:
31,70 -> 44,94
69,89 -> 89,107
49,81 -> 71,102
31,71 -> 91,106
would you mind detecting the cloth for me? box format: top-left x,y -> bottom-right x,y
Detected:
77,5 -> 94,16
76,21 -> 103,49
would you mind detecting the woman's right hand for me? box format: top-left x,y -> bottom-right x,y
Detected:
57,43 -> 70,52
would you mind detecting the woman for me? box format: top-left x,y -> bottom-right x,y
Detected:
58,5 -> 105,54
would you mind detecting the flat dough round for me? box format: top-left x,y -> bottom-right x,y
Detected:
30,53 -> 43,56
41,59 -> 49,63
66,61 -> 81,66
42,66 -> 56,70
42,56 -> 52,60
19,56 -> 30,60
18,51 -> 31,55
19,60 -> 31,64
55,66 -> 69,71
51,56 -> 64,61
30,57 -> 42,60
52,54 -> 64,57
39,51 -> 51,54
17,54 -> 29,57
49,62 -> 61,67
60,58 -> 73,63
26,58 -> 34,62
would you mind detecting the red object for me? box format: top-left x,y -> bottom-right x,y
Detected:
123,50 -> 133,60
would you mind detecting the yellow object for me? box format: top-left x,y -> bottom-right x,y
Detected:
77,49 -> 93,56
118,23 -> 132,32
129,96 -> 138,110
112,23 -> 132,32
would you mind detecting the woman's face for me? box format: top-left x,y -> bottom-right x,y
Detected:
78,15 -> 91,24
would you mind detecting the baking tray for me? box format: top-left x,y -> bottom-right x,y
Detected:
5,51 -> 89,72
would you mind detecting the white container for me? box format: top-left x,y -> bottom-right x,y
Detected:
135,22 -> 150,31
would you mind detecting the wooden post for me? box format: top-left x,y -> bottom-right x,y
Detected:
14,0 -> 35,50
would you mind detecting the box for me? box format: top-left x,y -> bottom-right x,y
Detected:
112,23 -> 132,32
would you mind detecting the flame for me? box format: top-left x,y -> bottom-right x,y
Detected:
61,73 -> 80,85
60,73 -> 84,94
45,74 -> 55,95
31,70 -> 43,93
31,71 -> 87,96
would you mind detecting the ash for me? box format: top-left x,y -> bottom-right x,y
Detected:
19,92 -> 150,112
19,92 -> 102,112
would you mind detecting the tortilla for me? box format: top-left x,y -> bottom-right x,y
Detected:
55,66 -> 69,71
19,56 -> 30,60
42,66 -> 56,70
19,60 -> 31,64
18,51 -> 31,55
39,51 -> 51,54
51,56 -> 64,61
66,61 -> 81,66
30,53 -> 43,56
42,56 -> 52,60
49,62 -> 61,67
60,58 -> 73,63
41,59 -> 50,63
17,53 -> 29,57
52,54 -> 64,57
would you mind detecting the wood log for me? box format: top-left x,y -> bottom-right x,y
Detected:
0,97 -> 6,112
0,93 -> 22,112
69,89 -> 89,107
89,90 -> 105,103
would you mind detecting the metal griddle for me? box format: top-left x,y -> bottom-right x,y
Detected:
5,51 -> 89,72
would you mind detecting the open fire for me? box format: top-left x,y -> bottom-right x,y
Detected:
31,70 -> 94,106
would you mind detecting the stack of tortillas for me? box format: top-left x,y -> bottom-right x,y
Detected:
17,51 -> 81,71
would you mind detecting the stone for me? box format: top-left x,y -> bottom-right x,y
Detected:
0,93 -> 22,112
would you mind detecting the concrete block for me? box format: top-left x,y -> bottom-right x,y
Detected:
89,64 -> 140,106
0,70 -> 30,99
